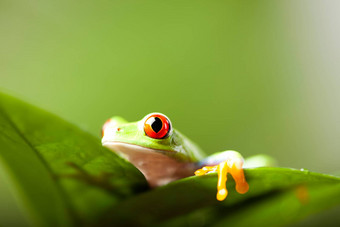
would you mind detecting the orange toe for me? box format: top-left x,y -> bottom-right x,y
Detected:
195,158 -> 249,201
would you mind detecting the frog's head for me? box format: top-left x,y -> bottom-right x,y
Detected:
102,113 -> 203,187
101,113 -> 192,162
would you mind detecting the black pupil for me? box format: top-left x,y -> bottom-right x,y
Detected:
151,117 -> 163,133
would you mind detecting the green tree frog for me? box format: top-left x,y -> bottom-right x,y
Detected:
102,113 -> 269,201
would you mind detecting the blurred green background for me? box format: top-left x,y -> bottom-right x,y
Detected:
1,0 -> 340,177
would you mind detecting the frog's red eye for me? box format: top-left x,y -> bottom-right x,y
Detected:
144,114 -> 171,139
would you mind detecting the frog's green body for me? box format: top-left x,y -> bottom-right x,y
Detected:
102,113 -> 273,200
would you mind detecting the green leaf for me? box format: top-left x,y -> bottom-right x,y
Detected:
1,92 -> 340,227
0,92 -> 147,226
212,182 -> 340,227
99,168 -> 340,226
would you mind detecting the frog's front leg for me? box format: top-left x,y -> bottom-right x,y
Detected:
195,150 -> 249,201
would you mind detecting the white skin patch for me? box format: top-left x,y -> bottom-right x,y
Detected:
102,142 -> 195,187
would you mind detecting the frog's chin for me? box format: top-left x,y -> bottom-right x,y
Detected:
102,141 -> 193,187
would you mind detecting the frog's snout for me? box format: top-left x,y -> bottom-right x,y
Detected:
101,119 -> 112,138
101,120 -> 121,144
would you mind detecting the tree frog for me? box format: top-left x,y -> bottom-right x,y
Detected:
101,113 -> 270,201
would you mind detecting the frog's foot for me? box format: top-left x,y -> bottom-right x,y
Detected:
195,158 -> 249,201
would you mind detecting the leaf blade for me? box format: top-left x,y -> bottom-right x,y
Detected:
0,92 -> 148,225
0,104 -> 74,226
99,167 -> 340,226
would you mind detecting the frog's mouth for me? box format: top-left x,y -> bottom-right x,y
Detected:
102,141 -> 193,187
102,141 -> 178,165
102,141 -> 165,160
